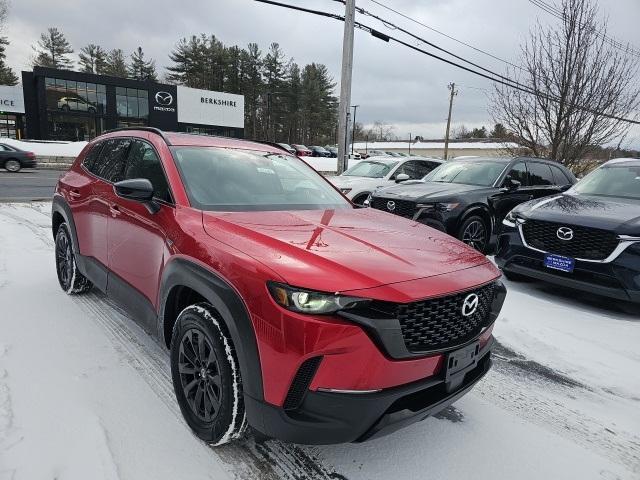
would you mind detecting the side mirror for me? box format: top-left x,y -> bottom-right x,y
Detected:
504,177 -> 521,191
114,178 -> 159,213
396,173 -> 410,183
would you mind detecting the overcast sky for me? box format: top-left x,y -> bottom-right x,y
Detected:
5,0 -> 640,146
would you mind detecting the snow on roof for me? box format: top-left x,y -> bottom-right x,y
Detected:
1,138 -> 87,157
353,141 -> 517,150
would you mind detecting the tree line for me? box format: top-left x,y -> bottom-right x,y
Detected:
0,18 -> 339,146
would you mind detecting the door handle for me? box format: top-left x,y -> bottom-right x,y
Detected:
68,189 -> 82,198
109,205 -> 121,217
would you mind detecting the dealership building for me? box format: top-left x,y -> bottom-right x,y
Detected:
2,67 -> 245,141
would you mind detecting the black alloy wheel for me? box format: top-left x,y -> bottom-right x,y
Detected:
178,328 -> 223,423
459,216 -> 488,253
55,227 -> 73,290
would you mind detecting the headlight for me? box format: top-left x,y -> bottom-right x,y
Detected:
268,282 -> 370,314
340,188 -> 352,194
502,210 -> 523,228
416,202 -> 460,212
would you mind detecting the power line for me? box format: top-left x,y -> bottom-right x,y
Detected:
251,0 -> 640,125
529,0 -> 640,58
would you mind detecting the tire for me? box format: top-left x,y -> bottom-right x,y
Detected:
54,223 -> 93,294
458,215 -> 489,253
170,303 -> 247,446
352,192 -> 370,206
4,159 -> 21,172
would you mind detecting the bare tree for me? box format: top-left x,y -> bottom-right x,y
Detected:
491,0 -> 640,171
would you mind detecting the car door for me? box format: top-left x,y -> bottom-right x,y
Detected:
489,161 -> 535,224
107,138 -> 175,329
527,161 -> 565,199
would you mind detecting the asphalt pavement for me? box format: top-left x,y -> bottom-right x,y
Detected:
0,169 -> 62,202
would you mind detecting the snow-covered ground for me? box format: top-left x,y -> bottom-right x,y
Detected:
0,202 -> 638,480
2,139 -> 87,157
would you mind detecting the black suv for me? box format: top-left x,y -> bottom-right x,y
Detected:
496,158 -> 640,306
367,157 -> 576,253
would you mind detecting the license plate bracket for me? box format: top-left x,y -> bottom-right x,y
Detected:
544,253 -> 575,273
444,341 -> 480,383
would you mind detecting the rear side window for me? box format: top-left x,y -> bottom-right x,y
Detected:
550,164 -> 572,185
125,140 -> 172,203
527,162 -> 555,186
93,139 -> 131,182
82,142 -> 104,173
506,162 -> 528,186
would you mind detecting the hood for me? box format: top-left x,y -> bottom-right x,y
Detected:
375,181 -> 491,201
202,208 -> 495,293
327,176 -> 386,189
516,193 -> 640,235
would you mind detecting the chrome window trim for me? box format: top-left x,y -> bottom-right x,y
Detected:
517,222 -> 639,263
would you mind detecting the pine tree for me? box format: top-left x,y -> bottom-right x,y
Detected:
128,47 -> 157,81
78,44 -> 107,74
32,27 -> 74,69
241,43 -> 263,139
262,43 -> 287,141
103,49 -> 128,77
0,37 -> 18,85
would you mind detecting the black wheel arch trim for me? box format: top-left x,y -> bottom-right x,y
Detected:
158,258 -> 264,403
458,204 -> 493,235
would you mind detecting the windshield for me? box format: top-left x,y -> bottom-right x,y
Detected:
343,160 -> 398,178
424,161 -> 506,186
571,164 -> 640,200
172,147 -> 351,211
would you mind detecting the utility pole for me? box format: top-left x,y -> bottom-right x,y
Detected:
351,104 -> 359,156
337,0 -> 356,174
409,133 -> 412,155
443,82 -> 457,161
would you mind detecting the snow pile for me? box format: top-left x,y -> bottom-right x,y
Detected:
2,138 -> 86,157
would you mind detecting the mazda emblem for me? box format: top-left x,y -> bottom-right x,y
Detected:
462,293 -> 479,317
556,227 -> 574,241
155,91 -> 174,106
386,201 -> 396,211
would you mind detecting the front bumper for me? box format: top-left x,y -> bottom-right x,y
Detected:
246,337 -> 493,444
496,223 -> 640,303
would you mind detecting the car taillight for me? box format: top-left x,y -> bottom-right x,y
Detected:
26,152 -> 36,159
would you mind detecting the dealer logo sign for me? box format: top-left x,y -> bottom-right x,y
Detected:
153,91 -> 176,112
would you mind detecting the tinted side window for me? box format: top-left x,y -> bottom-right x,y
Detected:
396,161 -> 424,180
550,164 -> 571,185
527,162 -> 555,186
82,142 -> 103,173
413,161 -> 438,178
125,140 -> 171,202
506,162 -> 528,186
94,139 -> 131,182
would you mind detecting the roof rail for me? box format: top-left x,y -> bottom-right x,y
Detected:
104,127 -> 172,146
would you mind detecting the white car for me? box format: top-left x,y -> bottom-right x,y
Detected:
327,156 -> 443,205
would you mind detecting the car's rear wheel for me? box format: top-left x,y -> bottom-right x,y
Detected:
458,215 -> 489,253
55,223 -> 93,294
170,303 -> 247,446
5,159 -> 21,172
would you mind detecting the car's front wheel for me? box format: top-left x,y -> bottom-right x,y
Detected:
170,303 -> 247,445
4,159 -> 21,172
55,223 -> 93,294
458,215 -> 489,253
352,192 -> 370,206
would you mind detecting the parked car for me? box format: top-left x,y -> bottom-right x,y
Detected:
324,146 -> 338,158
366,150 -> 389,157
277,143 -> 296,155
384,151 -> 403,157
52,127 -> 505,446
496,158 -> 640,306
310,146 -> 332,157
292,144 -> 312,157
58,96 -> 97,113
328,156 -> 443,205
367,156 -> 576,253
0,143 -> 37,172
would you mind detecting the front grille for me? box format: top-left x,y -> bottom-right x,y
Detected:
522,220 -> 619,260
370,197 -> 416,219
397,283 -> 496,353
511,257 -> 623,289
283,356 -> 323,410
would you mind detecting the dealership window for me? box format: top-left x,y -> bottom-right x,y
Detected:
47,112 -> 105,142
45,77 -> 106,115
116,87 -> 148,127
0,114 -> 19,139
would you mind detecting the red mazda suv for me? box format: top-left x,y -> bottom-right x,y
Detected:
52,128 -> 506,445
